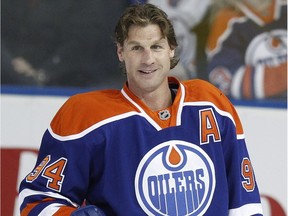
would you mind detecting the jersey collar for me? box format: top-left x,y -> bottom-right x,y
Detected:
121,77 -> 185,129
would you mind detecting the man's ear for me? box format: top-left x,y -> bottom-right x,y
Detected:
117,43 -> 124,62
170,47 -> 175,58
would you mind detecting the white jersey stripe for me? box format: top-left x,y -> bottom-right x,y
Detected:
18,188 -> 79,209
39,203 -> 65,216
229,203 -> 263,216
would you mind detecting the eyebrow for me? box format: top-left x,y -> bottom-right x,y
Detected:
126,37 -> 167,46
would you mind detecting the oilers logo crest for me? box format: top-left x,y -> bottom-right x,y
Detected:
245,29 -> 287,66
135,140 -> 215,216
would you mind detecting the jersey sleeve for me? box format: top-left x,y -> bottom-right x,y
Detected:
221,109 -> 263,214
213,84 -> 263,214
18,96 -> 106,216
186,80 -> 263,215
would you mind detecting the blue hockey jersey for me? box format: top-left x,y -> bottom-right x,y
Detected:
19,78 -> 263,215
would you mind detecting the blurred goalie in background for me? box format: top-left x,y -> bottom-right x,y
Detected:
206,0 -> 287,100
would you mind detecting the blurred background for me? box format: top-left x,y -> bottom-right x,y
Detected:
1,0 -> 287,215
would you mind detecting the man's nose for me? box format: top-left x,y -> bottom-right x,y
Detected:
141,49 -> 155,65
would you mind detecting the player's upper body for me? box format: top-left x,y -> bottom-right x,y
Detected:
19,78 -> 263,216
206,0 -> 287,100
19,3 -> 263,216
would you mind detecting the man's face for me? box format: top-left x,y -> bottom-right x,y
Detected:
117,24 -> 175,96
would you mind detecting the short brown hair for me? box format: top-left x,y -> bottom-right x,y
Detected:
114,3 -> 179,69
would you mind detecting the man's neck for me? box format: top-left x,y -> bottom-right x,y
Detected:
140,86 -> 173,111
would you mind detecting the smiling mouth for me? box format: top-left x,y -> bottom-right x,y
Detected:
139,69 -> 157,74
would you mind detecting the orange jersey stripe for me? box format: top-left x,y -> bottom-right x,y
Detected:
21,199 -> 49,216
264,62 -> 287,97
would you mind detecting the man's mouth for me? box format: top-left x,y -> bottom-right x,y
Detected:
138,69 -> 157,74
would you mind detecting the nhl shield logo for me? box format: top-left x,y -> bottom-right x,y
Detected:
135,140 -> 215,216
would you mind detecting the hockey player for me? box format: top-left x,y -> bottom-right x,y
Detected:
206,0 -> 287,100
19,3 -> 263,215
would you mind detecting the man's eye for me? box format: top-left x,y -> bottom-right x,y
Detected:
152,45 -> 163,50
132,46 -> 142,51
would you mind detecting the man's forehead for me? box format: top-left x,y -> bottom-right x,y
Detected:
124,24 -> 166,43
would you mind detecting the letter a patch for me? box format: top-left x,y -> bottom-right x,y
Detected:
199,108 -> 221,145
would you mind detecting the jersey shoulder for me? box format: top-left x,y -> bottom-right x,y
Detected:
50,89 -> 131,136
182,79 -> 244,134
182,79 -> 227,102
